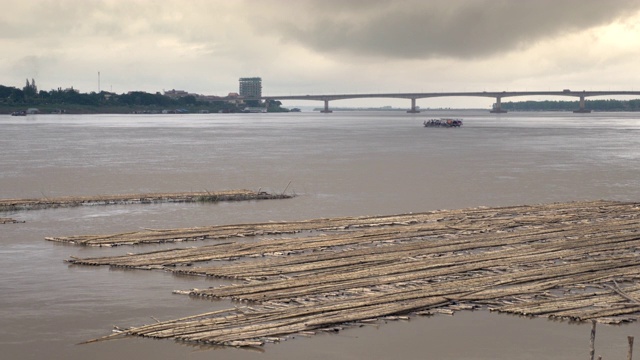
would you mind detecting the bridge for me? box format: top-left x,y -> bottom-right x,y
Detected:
243,90 -> 640,113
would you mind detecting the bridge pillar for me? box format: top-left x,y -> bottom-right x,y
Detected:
490,96 -> 507,113
407,98 -> 420,113
320,99 -> 332,113
573,96 -> 591,113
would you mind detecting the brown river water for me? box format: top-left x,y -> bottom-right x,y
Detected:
1,110 -> 639,360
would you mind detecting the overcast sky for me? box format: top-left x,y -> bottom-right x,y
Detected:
3,0 -> 640,108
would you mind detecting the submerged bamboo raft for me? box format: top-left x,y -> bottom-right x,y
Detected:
0,189 -> 292,212
68,200 -> 640,347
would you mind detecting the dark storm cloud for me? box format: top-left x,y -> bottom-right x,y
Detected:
253,0 -> 640,59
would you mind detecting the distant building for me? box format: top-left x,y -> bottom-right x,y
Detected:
222,92 -> 242,105
200,95 -> 222,102
164,89 -> 191,99
239,77 -> 262,98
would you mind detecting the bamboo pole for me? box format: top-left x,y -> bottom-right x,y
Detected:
590,320 -> 596,360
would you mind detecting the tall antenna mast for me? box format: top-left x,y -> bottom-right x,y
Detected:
98,71 -> 101,93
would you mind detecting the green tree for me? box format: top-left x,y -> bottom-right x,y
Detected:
266,100 -> 289,112
9,88 -> 25,103
177,95 -> 197,106
0,85 -> 16,101
22,78 -> 38,100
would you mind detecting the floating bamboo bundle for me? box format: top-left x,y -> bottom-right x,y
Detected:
1,189 -> 292,212
72,200 -> 640,347
50,200 -> 624,247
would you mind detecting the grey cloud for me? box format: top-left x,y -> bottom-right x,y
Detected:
0,1 -> 244,55
1,2 -> 188,39
249,0 -> 640,59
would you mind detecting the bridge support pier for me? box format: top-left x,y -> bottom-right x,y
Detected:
490,96 -> 507,113
573,96 -> 591,113
407,98 -> 420,113
320,100 -> 332,113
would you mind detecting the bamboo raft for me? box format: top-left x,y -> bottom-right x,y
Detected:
65,200 -> 640,348
0,189 -> 292,212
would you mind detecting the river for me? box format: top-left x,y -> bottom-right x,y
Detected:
1,110 -> 639,359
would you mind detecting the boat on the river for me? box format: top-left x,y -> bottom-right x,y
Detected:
423,118 -> 463,127
10,110 -> 27,116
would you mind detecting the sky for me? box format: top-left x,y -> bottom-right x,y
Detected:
2,0 -> 640,108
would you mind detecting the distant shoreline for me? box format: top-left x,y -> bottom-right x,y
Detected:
0,105 -> 290,115
5,103 -> 640,115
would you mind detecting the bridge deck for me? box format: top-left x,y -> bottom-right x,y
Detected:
258,90 -> 640,101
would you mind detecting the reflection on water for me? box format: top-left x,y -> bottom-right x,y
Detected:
1,111 -> 639,360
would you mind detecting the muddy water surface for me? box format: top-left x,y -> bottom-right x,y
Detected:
1,111 -> 639,359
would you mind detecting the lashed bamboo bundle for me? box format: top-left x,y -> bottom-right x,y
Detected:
50,200 -> 624,247
74,201 -> 640,347
1,189 -> 291,212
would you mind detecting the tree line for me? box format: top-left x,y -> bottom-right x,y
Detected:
501,99 -> 640,111
0,80 -> 288,113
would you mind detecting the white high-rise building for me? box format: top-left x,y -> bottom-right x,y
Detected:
239,77 -> 262,98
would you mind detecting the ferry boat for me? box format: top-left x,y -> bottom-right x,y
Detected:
423,118 -> 463,127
